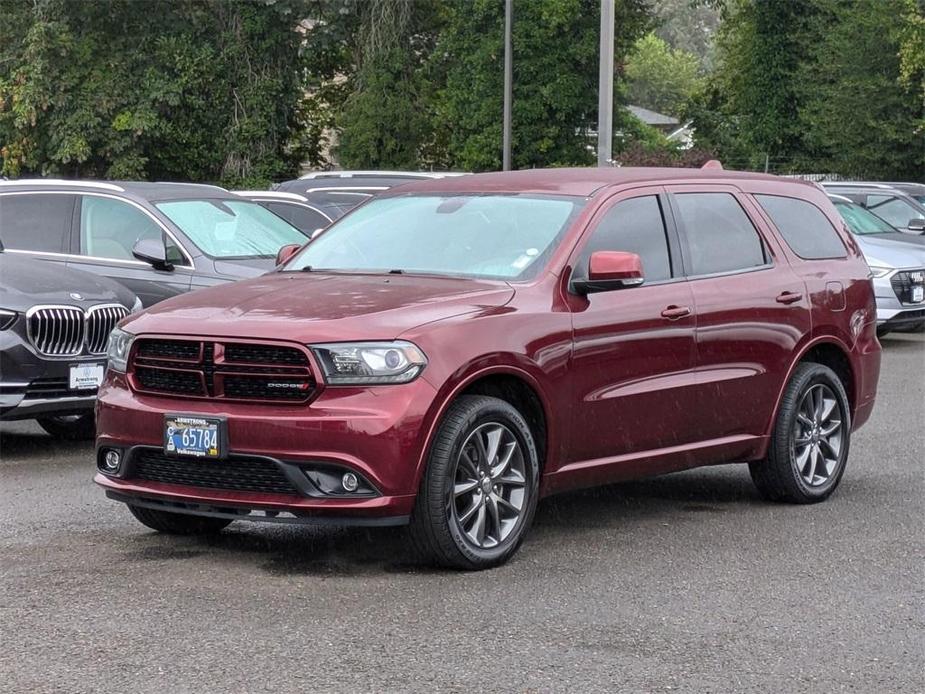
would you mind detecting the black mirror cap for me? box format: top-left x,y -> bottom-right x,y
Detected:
132,238 -> 173,271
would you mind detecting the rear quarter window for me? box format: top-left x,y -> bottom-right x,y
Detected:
755,195 -> 847,260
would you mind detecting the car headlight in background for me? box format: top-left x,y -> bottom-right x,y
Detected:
311,341 -> 427,385
868,266 -> 892,278
130,297 -> 143,313
0,309 -> 16,330
106,327 -> 135,373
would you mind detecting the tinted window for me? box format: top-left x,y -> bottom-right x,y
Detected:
866,194 -> 924,227
79,195 -> 163,260
0,193 -> 75,253
575,195 -> 672,282
674,193 -> 766,276
265,202 -> 330,235
756,195 -> 846,259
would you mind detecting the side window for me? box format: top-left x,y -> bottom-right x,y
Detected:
866,194 -> 924,227
0,193 -> 75,253
575,195 -> 672,282
755,195 -> 846,259
266,202 -> 329,234
79,195 -> 163,261
674,192 -> 766,276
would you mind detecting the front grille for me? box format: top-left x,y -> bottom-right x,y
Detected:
86,304 -> 130,354
891,269 -> 925,305
130,338 -> 316,403
22,377 -> 82,400
131,449 -> 301,496
27,306 -> 85,356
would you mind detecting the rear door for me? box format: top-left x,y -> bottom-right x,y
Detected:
667,186 -> 811,447
68,193 -> 193,307
0,192 -> 76,271
567,187 -> 699,465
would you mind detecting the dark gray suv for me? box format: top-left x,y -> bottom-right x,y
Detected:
0,246 -> 139,438
0,180 -> 307,307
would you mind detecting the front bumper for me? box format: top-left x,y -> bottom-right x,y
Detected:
873,274 -> 925,327
95,371 -> 439,521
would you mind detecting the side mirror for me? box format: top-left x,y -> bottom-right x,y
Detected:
276,243 -> 302,267
907,218 -> 925,233
310,227 -> 325,240
573,251 -> 644,295
132,238 -> 173,271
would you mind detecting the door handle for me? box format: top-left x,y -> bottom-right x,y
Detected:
660,305 -> 692,320
775,291 -> 803,305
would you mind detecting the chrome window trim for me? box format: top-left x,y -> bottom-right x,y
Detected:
0,190 -> 195,267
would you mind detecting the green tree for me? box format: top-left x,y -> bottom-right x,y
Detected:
625,32 -> 704,116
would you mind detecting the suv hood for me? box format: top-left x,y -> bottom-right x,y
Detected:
0,253 -> 137,312
855,234 -> 925,269
124,271 -> 515,342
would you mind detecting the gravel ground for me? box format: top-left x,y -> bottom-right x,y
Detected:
1,332 -> 922,693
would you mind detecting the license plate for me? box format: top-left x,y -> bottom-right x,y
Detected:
912,285 -> 924,303
164,415 -> 224,458
69,363 -> 104,390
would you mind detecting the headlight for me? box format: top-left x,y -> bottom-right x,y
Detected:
106,327 -> 136,373
868,266 -> 892,278
311,341 -> 427,385
0,309 -> 16,331
130,296 -> 143,313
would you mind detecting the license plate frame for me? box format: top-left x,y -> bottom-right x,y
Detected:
69,362 -> 104,390
163,414 -> 227,459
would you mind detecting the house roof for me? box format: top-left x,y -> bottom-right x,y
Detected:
626,105 -> 679,127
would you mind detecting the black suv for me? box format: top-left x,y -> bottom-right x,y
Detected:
0,246 -> 139,438
0,180 -> 307,307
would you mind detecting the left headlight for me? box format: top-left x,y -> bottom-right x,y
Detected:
310,341 -> 427,385
130,296 -> 143,313
0,309 -> 16,331
106,327 -> 136,373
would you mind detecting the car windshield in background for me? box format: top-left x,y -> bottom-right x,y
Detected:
155,199 -> 306,258
286,194 -> 584,280
834,200 -> 897,235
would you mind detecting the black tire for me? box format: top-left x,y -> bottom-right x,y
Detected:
409,395 -> 540,570
128,505 -> 232,535
749,362 -> 851,503
876,326 -> 891,338
36,413 -> 96,440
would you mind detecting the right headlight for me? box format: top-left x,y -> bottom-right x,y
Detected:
106,327 -> 136,373
0,308 -> 16,331
868,266 -> 892,278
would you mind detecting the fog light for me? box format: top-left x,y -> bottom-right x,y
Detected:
341,472 -> 359,492
103,449 -> 121,471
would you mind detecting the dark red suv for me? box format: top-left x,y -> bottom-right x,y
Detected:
96,168 -> 881,569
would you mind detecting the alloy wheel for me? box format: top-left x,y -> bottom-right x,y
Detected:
792,384 -> 844,487
450,422 -> 528,549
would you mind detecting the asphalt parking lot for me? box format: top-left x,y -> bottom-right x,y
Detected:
1,333 -> 922,693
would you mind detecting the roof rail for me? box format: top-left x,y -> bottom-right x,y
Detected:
0,178 -> 125,192
298,170 -> 461,180
232,190 -> 307,201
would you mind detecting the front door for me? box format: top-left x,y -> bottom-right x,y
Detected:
567,189 -> 698,467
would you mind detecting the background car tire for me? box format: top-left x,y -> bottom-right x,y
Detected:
37,413 -> 96,440
128,505 -> 232,535
409,394 -> 540,570
749,362 -> 851,504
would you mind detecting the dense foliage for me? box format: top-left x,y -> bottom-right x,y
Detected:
624,32 -> 703,117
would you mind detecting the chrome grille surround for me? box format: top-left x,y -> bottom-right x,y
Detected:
86,304 -> 130,355
26,305 -> 85,357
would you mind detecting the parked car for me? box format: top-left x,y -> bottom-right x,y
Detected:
0,179 -> 307,307
821,182 -> 925,235
879,182 -> 925,205
1,244 -> 140,439
274,171 -> 467,220
95,167 -> 880,570
232,190 -> 333,237
828,195 -> 925,335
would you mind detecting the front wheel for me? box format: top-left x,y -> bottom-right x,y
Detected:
37,413 -> 96,440
409,395 -> 540,570
749,362 -> 851,503
128,505 -> 232,535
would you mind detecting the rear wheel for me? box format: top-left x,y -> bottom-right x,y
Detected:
37,413 -> 96,440
409,395 -> 539,570
750,362 -> 851,503
128,505 -> 232,535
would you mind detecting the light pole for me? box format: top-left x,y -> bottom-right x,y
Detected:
502,0 -> 513,171
597,0 -> 614,167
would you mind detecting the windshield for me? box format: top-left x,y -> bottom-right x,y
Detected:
156,199 -> 306,258
285,194 -> 584,280
834,200 -> 897,235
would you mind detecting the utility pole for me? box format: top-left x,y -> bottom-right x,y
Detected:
502,0 -> 513,171
597,0 -> 614,167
